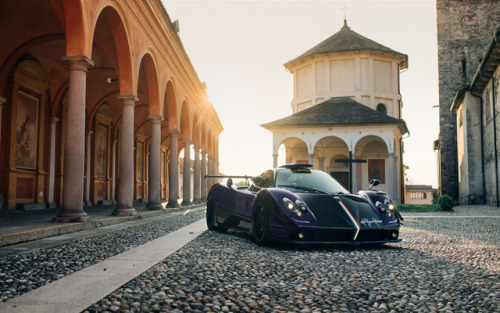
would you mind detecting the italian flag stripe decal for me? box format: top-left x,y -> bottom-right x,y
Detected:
338,200 -> 360,241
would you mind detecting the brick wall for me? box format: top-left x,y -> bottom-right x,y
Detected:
436,0 -> 500,199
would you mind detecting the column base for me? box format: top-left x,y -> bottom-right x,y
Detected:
192,199 -> 202,204
84,201 -> 93,207
46,202 -> 57,209
166,200 -> 179,208
146,202 -> 163,210
112,206 -> 137,216
53,210 -> 89,223
180,200 -> 192,207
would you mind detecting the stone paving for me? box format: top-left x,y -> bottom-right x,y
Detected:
0,205 -> 499,313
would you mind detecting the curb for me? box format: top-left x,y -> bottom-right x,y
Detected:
0,204 -> 206,247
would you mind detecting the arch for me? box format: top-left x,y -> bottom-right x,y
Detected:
192,113 -> 201,147
137,51 -> 160,116
91,4 -> 134,95
355,135 -> 388,158
279,137 -> 308,164
355,135 -> 389,186
200,126 -> 207,152
164,80 -> 178,131
180,99 -> 192,140
62,0 -> 87,56
313,136 -> 349,159
0,35 -> 66,99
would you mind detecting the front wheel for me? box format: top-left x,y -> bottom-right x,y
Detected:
252,203 -> 269,245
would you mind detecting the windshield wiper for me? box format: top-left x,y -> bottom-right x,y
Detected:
278,185 -> 328,194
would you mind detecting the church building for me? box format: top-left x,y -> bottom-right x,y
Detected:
450,27 -> 500,206
0,0 -> 223,220
436,0 -> 500,204
262,20 -> 409,203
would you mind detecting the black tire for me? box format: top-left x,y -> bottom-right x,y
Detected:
206,196 -> 217,230
252,203 -> 269,245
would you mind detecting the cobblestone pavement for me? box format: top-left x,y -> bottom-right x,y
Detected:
86,207 -> 498,313
1,206 -> 499,313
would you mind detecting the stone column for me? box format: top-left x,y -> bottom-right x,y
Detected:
207,156 -> 212,192
55,56 -> 93,222
308,153 -> 314,166
0,97 -> 6,149
388,152 -> 398,202
113,95 -> 138,216
193,146 -> 201,204
47,117 -> 59,208
201,151 -> 207,200
273,153 -> 279,168
85,130 -> 93,206
181,140 -> 192,206
318,157 -> 325,172
111,140 -> 117,204
147,116 -> 162,210
167,130 -> 179,208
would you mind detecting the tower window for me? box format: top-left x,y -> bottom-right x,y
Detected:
376,103 -> 387,115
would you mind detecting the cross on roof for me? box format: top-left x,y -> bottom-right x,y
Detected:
340,3 -> 350,20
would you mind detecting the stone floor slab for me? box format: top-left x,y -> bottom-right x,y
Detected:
0,219 -> 207,313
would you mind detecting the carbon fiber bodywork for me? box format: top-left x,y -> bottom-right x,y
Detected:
207,166 -> 402,245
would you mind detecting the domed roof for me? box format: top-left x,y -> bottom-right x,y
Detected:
285,20 -> 408,69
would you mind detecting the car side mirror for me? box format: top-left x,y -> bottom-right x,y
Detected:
369,179 -> 381,190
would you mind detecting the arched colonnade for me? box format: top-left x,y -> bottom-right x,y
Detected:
272,127 -> 401,202
0,1 -> 223,221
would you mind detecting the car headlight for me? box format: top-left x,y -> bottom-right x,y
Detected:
282,198 -> 308,217
385,199 -> 395,211
283,198 -> 295,211
375,201 -> 386,212
296,200 -> 308,212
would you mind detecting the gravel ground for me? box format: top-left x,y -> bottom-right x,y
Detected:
83,209 -> 499,313
1,206 -> 499,312
0,209 -> 206,302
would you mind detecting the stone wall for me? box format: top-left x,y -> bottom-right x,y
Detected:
482,67 -> 500,206
436,0 -> 500,199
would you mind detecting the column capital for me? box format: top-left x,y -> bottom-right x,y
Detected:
169,129 -> 179,136
62,56 -> 94,71
148,115 -> 162,124
50,116 -> 60,124
86,130 -> 93,136
183,139 -> 192,145
118,95 -> 139,106
201,150 -> 207,155
194,145 -> 201,151
0,96 -> 6,106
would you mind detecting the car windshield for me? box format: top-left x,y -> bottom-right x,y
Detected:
275,169 -> 349,194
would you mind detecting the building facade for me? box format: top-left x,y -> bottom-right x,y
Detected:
451,27 -> 500,206
436,0 -> 500,199
0,0 -> 223,220
405,185 -> 436,205
262,21 -> 409,202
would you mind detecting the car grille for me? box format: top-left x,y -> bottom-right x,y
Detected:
357,229 -> 398,242
291,228 -> 398,243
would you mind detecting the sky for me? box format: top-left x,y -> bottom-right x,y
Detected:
164,0 -> 439,188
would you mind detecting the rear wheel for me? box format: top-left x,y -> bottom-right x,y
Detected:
206,196 -> 218,230
252,203 -> 269,245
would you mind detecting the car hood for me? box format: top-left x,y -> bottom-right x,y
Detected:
298,193 -> 388,228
